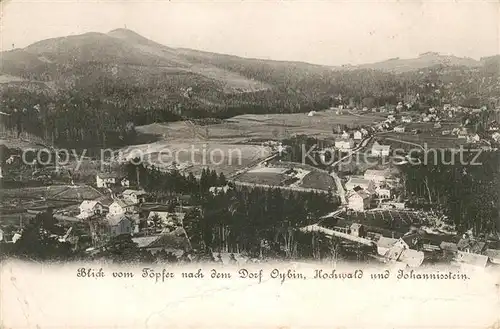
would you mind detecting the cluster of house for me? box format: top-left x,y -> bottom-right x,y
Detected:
77,189 -> 147,235
345,169 -> 401,212
333,128 -> 369,151
76,185 -> 186,241
96,172 -> 130,188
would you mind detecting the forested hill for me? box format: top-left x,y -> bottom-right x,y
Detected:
1,29 -> 500,147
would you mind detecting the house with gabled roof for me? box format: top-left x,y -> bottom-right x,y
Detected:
122,189 -> 147,204
108,198 -> 136,216
96,172 -> 120,188
347,190 -> 372,211
345,176 -> 376,193
77,200 -> 104,219
132,227 -> 191,255
106,214 -> 133,237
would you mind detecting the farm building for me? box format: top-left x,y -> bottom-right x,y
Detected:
347,190 -> 371,211
371,142 -> 391,157
401,116 -> 412,123
353,130 -> 362,140
345,176 -> 376,193
394,126 -> 405,133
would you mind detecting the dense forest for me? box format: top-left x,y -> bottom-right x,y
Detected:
125,162 -> 339,255
400,150 -> 500,236
1,62 -> 500,149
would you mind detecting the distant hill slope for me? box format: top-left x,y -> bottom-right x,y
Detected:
341,52 -> 482,73
0,29 -> 271,99
1,29 -> 499,118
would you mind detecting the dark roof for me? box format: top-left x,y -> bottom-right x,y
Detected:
146,228 -> 191,250
106,214 -> 130,226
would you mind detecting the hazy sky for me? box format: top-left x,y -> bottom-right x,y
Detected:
1,0 -> 498,66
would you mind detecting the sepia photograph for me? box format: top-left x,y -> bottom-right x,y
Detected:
1,0 -> 500,328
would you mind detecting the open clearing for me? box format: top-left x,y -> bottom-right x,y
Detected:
377,132 -> 471,150
300,171 -> 335,190
136,110 -> 385,143
131,110 -> 384,177
0,185 -> 102,200
119,141 -> 272,176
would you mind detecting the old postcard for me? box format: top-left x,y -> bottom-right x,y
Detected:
1,0 -> 500,328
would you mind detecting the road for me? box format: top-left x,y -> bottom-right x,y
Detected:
231,180 -> 330,194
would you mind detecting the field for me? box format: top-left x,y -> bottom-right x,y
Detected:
136,110 -> 385,143
234,172 -> 288,186
131,110 -> 384,177
0,185 -> 102,200
119,141 -> 273,176
300,171 -> 335,191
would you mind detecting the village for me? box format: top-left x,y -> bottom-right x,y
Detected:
1,100 -> 499,269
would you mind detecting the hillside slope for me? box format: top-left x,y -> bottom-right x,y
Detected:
352,52 -> 481,73
0,29 -> 271,99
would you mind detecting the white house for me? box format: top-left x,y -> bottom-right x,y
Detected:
209,185 -> 232,195
78,200 -> 104,219
96,173 -> 118,188
353,130 -> 363,140
492,132 -> 500,143
375,187 -> 391,199
360,128 -> 369,136
341,131 -> 350,139
467,134 -> 481,143
106,215 -> 133,237
108,199 -> 135,217
393,126 -> 405,133
401,116 -> 412,123
363,169 -> 389,185
371,142 -> 391,157
345,177 -> 376,193
347,190 -> 371,211
121,178 -> 130,187
122,189 -> 147,204
335,139 -> 355,151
